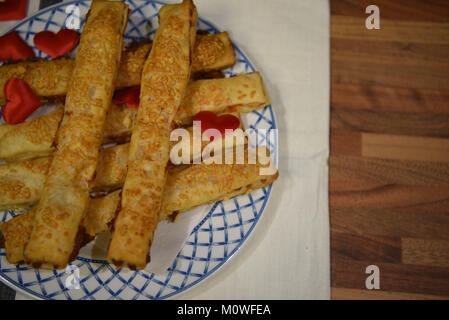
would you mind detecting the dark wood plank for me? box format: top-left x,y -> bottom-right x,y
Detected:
332,255 -> 449,296
333,39 -> 449,69
332,59 -> 449,91
332,287 -> 449,300
330,183 -> 449,210
331,231 -> 401,263
331,83 -> 449,114
330,131 -> 361,157
332,16 -> 449,45
331,0 -> 449,23
330,155 -> 449,187
331,108 -> 449,138
331,15 -> 449,90
331,207 -> 449,241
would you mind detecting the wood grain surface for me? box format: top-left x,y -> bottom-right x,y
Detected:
331,0 -> 449,299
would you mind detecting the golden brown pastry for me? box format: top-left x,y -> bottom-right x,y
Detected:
0,113 -> 247,211
175,72 -> 271,125
191,32 -> 235,73
0,209 -> 35,265
0,58 -> 74,105
24,0 -> 129,270
81,190 -> 122,237
115,42 -> 153,90
0,148 -> 278,266
102,103 -> 138,144
108,0 -> 198,270
0,122 -> 12,139
0,33 -> 234,105
0,157 -> 53,211
160,147 -> 278,221
0,107 -> 63,162
169,112 -> 246,164
0,191 -> 120,265
116,32 -> 234,88
0,144 -> 129,211
0,73 -> 269,163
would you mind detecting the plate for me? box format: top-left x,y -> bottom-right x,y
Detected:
0,0 -> 278,300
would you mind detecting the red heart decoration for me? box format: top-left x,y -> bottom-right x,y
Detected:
33,29 -> 80,58
0,0 -> 28,21
113,86 -> 141,108
2,78 -> 42,125
194,111 -> 240,141
0,31 -> 35,61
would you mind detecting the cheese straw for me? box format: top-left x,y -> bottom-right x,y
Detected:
160,147 -> 278,221
0,144 -> 129,211
0,191 -> 121,265
0,113 -> 246,211
0,148 -> 278,266
108,0 -> 198,270
0,72 -> 269,162
24,0 -> 129,270
0,32 -> 235,105
175,72 -> 270,125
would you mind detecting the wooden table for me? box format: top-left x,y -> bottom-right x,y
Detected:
330,0 -> 449,299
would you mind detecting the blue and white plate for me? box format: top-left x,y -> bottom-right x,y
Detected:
0,0 -> 278,300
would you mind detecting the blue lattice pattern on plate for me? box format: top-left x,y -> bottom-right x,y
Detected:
0,0 -> 278,299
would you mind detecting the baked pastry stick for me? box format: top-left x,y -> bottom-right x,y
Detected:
0,73 -> 269,162
160,147 -> 278,221
0,58 -> 74,106
191,32 -> 235,74
24,0 -> 129,270
169,112 -> 247,164
0,107 -> 64,162
117,32 -> 235,88
1,148 -> 278,266
108,0 -> 198,270
0,114 -> 245,211
0,156 -> 53,211
0,123 -> 11,139
175,72 -> 270,125
0,191 -> 121,265
0,145 -> 128,211
0,32 -> 234,105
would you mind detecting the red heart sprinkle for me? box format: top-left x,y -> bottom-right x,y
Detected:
0,31 -> 35,61
2,78 -> 42,125
33,29 -> 80,59
0,0 -> 28,21
194,111 -> 240,141
113,86 -> 141,108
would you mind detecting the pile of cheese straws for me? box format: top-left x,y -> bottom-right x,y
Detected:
0,0 -> 278,271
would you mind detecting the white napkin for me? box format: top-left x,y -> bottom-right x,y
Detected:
79,204 -> 213,275
177,0 -> 331,300
7,0 -> 330,300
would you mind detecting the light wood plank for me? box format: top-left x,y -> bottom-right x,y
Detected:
362,133 -> 449,163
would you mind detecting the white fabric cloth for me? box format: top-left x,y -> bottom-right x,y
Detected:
3,0 -> 330,300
